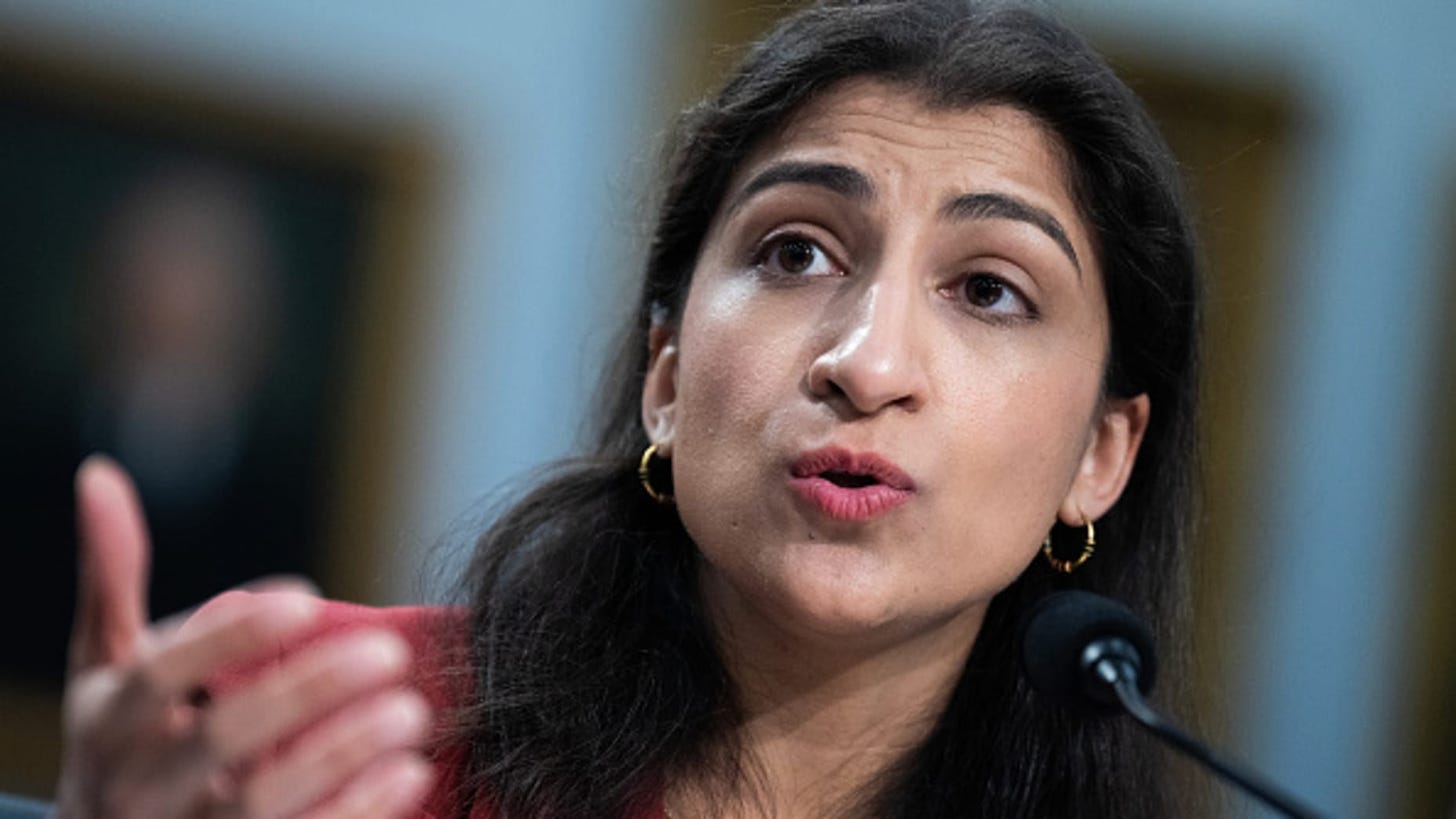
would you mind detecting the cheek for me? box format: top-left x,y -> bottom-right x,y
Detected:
668,273 -> 876,611
672,276 -> 819,443
930,352 -> 1101,552
668,281 -> 803,533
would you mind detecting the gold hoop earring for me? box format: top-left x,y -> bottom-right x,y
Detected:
1042,515 -> 1095,574
638,443 -> 673,504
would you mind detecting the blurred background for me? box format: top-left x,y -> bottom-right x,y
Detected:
0,1 -> 1452,816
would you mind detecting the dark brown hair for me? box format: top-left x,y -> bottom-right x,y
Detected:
460,2 -> 1201,816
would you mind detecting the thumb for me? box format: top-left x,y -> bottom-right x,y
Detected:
70,454 -> 152,674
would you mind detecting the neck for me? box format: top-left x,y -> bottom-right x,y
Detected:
673,571 -> 985,818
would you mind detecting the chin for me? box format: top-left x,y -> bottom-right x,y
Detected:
756,540 -> 916,638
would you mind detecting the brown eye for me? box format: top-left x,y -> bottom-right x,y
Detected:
776,238 -> 817,273
755,234 -> 839,277
952,272 -> 1036,320
965,275 -> 1007,308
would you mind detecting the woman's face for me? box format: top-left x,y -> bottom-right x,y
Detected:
643,79 -> 1148,646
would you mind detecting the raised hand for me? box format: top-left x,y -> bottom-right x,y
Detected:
54,456 -> 436,818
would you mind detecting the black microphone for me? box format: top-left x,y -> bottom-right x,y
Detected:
1018,590 -> 1328,819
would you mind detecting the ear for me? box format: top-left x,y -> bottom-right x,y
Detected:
1059,393 -> 1150,525
640,322 -> 680,455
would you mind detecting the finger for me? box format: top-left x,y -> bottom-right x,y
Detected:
239,574 -> 322,597
206,629 -> 411,762
71,594 -> 320,771
83,606 -> 375,818
137,591 -> 321,697
145,581 -> 321,651
70,454 -> 151,674
243,689 -> 430,817
163,587 -> 319,644
140,692 -> 423,819
298,753 -> 434,819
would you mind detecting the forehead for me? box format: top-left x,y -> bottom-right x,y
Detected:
730,78 -> 1084,234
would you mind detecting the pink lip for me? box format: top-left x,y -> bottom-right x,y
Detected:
788,446 -> 916,521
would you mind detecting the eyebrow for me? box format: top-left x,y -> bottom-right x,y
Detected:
941,192 -> 1081,274
727,160 -> 1081,273
728,161 -> 873,213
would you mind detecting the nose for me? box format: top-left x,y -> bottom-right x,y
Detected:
807,277 -> 930,415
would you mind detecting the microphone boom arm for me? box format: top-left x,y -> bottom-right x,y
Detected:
1092,656 -> 1328,819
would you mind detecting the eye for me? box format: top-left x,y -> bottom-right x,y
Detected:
953,273 -> 1038,320
753,233 -> 841,278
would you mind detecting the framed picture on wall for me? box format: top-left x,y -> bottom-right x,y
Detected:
0,35 -> 435,793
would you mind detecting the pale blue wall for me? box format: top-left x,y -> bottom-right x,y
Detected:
1063,1 -> 1456,816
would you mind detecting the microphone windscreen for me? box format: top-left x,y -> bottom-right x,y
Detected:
1017,590 -> 1157,712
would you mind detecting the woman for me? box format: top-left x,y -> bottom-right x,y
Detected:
54,1 -> 1201,817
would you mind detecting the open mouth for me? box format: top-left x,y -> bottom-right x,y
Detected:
821,470 -> 880,489
788,446 -> 915,521
790,446 -> 915,492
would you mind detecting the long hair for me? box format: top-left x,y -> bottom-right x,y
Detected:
458,2 -> 1201,816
